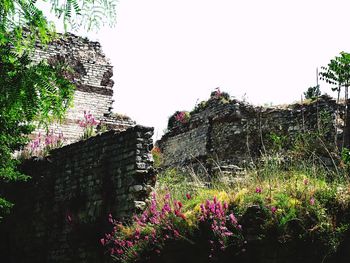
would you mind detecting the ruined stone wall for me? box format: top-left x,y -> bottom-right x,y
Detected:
32,33 -> 135,143
158,95 -> 344,170
0,126 -> 154,263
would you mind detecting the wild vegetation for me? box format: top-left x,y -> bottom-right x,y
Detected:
102,144 -> 350,262
1,1 -> 350,261
0,0 -> 117,221
102,69 -> 350,262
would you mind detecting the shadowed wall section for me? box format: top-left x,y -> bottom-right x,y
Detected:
0,126 -> 155,263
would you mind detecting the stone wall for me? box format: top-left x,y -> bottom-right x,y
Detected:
0,126 -> 155,263
158,95 -> 345,170
32,33 -> 135,144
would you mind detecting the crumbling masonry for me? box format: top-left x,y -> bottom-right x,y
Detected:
32,33 -> 135,143
0,34 -> 155,263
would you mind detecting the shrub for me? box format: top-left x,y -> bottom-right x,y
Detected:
209,88 -> 231,104
304,85 -> 321,101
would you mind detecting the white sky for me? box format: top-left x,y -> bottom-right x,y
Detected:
38,0 -> 350,139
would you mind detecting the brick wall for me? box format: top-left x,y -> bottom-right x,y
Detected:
32,33 -> 135,144
158,95 -> 344,170
0,126 -> 155,263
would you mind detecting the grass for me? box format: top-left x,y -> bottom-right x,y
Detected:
101,153 -> 350,262
102,91 -> 350,262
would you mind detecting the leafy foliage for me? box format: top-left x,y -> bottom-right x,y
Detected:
0,45 -> 75,220
0,0 -> 118,41
0,0 -> 118,221
320,52 -> 350,148
320,52 -> 350,93
48,0 -> 118,31
304,85 -> 321,101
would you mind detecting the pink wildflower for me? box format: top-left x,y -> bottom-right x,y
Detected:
66,213 -> 72,223
215,87 -> 222,98
271,206 -> 277,213
229,213 -> 237,225
174,111 -> 189,124
173,230 -> 180,237
126,240 -> 133,247
100,238 -> 105,246
310,197 -> 315,206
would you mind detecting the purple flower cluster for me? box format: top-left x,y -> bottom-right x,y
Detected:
199,196 -> 241,257
174,111 -> 189,124
78,111 -> 99,139
100,192 -> 186,261
78,110 -> 99,128
101,193 -> 243,262
255,187 -> 262,194
28,130 -> 64,156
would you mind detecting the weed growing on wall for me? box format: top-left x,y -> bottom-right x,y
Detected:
19,129 -> 65,158
174,111 -> 191,124
151,147 -> 163,168
78,111 -> 99,139
168,89 -> 232,130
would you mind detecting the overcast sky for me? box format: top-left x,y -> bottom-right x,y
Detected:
39,0 -> 350,139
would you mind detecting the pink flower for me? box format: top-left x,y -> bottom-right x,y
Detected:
303,179 -> 309,185
126,240 -> 133,247
186,193 -> 191,200
255,187 -> 262,193
79,120 -> 87,128
215,87 -> 222,98
108,213 -> 114,223
173,230 -> 180,237
174,111 -> 189,124
134,229 -> 140,238
271,206 -> 277,213
229,213 -> 237,225
162,203 -> 171,213
100,238 -> 105,246
310,197 -> 315,206
66,213 -> 72,223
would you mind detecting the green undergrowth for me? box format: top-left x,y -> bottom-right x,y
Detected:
102,157 -> 350,263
